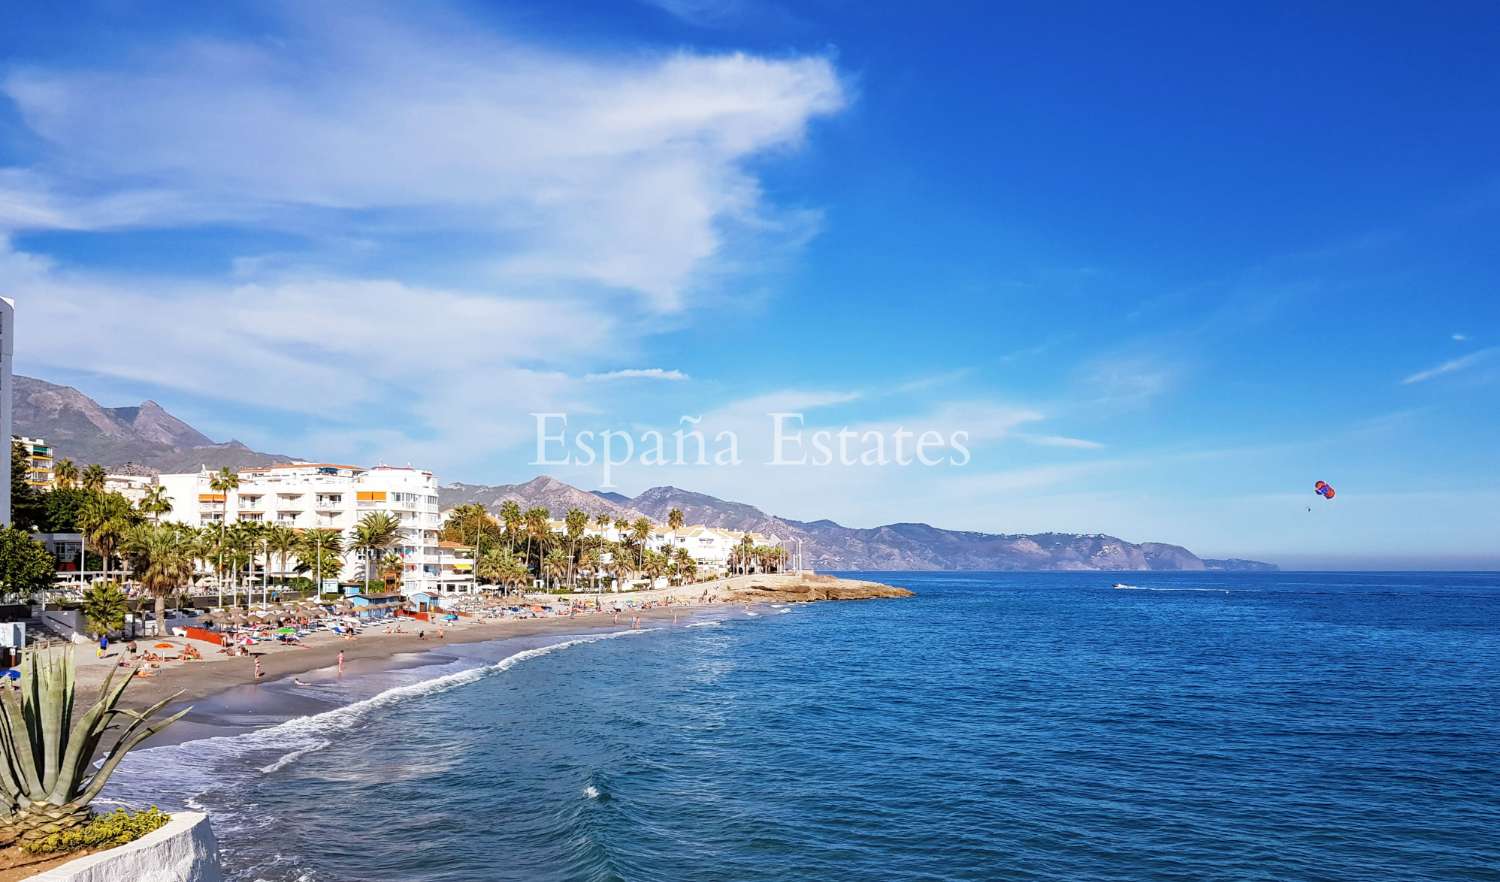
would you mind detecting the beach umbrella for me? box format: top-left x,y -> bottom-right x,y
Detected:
275,627 -> 296,635
153,642 -> 174,649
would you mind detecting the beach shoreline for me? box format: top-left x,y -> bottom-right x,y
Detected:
74,573 -> 910,716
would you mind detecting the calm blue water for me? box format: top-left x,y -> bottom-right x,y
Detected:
108,571 -> 1500,881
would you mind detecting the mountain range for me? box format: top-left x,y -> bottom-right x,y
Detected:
13,374 -> 1276,571
11,375 -> 293,473
439,478 -> 1277,572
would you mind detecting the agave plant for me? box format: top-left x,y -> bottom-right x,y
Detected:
0,651 -> 186,846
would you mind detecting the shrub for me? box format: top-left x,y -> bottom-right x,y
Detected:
22,807 -> 171,855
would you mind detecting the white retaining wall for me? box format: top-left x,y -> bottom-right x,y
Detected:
31,811 -> 222,882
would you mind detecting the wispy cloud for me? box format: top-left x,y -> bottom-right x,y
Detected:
1452,332 -> 1469,341
1019,434 -> 1106,450
1400,347 -> 1497,384
584,368 -> 690,382
0,5 -> 845,311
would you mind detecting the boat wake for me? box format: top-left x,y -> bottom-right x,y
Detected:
1113,584 -> 1230,594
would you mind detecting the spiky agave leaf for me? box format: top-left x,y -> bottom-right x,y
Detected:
0,650 -> 186,845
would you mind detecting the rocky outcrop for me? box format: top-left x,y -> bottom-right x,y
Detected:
722,574 -> 914,603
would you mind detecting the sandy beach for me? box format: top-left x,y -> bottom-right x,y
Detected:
67,573 -> 910,714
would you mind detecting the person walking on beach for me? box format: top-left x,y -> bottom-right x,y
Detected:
97,634 -> 109,659
254,655 -> 263,681
337,650 -> 345,676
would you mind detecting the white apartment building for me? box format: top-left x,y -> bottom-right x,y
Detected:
12,436 -> 53,488
103,472 -> 154,504
159,462 -> 443,595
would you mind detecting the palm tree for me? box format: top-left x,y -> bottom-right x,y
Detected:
523,507 -> 550,576
81,581 -> 128,637
564,508 -> 588,589
224,521 -> 259,607
297,528 -> 344,590
80,464 -> 106,494
595,512 -> 611,531
631,517 -> 652,570
208,467 -> 240,606
136,485 -> 172,523
351,512 -> 402,590
77,492 -> 137,583
499,500 -> 523,552
578,546 -> 602,594
53,458 -> 78,490
265,524 -> 297,594
543,549 -> 569,591
668,508 -> 685,532
123,523 -> 196,640
738,535 -> 755,575
379,553 -> 405,586
609,552 -> 633,593
642,549 -> 666,586
674,547 -> 697,584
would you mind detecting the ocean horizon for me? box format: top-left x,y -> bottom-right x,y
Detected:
104,570 -> 1500,881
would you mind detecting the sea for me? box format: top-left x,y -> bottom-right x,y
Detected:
103,571 -> 1500,881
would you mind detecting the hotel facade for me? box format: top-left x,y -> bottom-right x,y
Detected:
158,462 -> 443,595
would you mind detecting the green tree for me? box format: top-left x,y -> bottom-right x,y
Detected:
265,524 -> 297,589
631,517 -> 652,570
542,548 -> 569,590
499,500 -> 522,552
39,488 -> 89,533
564,508 -> 588,588
0,527 -> 56,600
351,512 -> 402,588
207,467 -> 239,606
296,528 -> 344,584
123,524 -> 196,637
476,548 -> 527,595
77,493 -> 138,583
52,458 -> 78,491
80,464 -> 106,494
522,507 -> 549,575
80,581 -> 127,637
9,442 -> 44,531
673,546 -> 696,584
578,545 -> 602,593
136,485 -> 172,523
667,507 -> 685,532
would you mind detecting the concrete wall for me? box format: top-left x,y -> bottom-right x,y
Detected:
38,608 -> 84,640
32,811 -> 223,882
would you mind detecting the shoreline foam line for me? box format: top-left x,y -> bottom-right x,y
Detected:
108,627 -> 660,804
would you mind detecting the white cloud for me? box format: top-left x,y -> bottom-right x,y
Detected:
584,369 -> 690,382
1,5 -> 845,311
0,6 -> 847,479
1452,332 -> 1469,341
1019,434 -> 1106,450
1400,347 -> 1497,384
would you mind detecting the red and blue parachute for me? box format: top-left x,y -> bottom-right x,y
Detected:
1314,480 -> 1336,500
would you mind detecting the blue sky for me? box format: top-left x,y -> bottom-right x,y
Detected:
3,1 -> 1498,567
